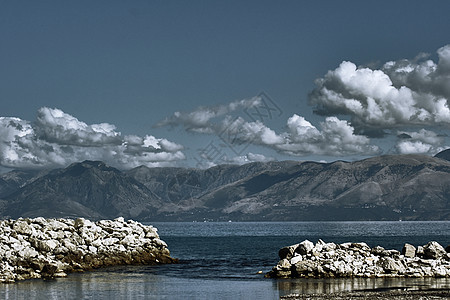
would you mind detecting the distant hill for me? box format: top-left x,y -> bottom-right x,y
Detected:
435,148 -> 450,161
1,155 -> 449,221
0,161 -> 162,220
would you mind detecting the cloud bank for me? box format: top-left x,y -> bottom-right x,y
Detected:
219,114 -> 379,156
396,129 -> 445,155
155,97 -> 261,133
0,108 -> 185,170
157,98 -> 380,157
309,44 -> 450,136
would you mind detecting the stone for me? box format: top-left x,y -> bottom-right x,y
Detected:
266,239 -> 450,279
290,254 -> 303,265
423,241 -> 447,259
416,246 -> 425,257
0,218 -> 176,283
371,245 -> 385,256
278,244 -> 298,259
378,257 -> 406,274
292,260 -> 319,277
13,221 -> 34,236
402,243 -> 416,258
296,240 -> 314,256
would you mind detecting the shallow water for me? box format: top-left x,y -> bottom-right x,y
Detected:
1,221 -> 449,299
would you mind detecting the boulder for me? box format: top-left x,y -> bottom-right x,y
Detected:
378,257 -> 406,274
266,239 -> 450,279
296,240 -> 314,256
423,241 -> 447,259
0,218 -> 177,283
402,243 -> 416,258
278,243 -> 299,260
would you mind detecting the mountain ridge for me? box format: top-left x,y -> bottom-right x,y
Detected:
1,151 -> 449,221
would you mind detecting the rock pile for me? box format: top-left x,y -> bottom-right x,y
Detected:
0,217 -> 177,283
266,240 -> 450,279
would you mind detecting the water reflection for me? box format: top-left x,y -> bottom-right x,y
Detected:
276,277 -> 450,296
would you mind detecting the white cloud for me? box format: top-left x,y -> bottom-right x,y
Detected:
279,115 -> 379,156
226,153 -> 276,165
217,114 -> 379,156
155,96 -> 261,132
309,45 -> 450,135
0,108 -> 185,170
396,129 -> 446,155
36,107 -> 122,146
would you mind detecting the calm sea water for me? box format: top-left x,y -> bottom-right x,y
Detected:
1,221 -> 449,299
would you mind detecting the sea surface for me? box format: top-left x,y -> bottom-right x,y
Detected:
1,221 -> 449,299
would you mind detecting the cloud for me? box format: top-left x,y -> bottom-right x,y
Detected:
154,96 -> 261,133
218,114 -> 379,156
226,153 -> 276,165
279,115 -> 380,156
309,44 -> 450,135
395,129 -> 446,155
0,108 -> 185,170
35,107 -> 122,146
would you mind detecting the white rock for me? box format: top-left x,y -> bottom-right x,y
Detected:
102,237 -> 119,246
88,246 -> 98,254
290,254 -> 303,265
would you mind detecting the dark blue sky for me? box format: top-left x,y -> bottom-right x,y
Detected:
1,0 -> 450,170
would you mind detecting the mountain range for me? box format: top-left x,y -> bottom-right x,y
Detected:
1,150 -> 450,221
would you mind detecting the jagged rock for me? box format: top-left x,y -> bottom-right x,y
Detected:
402,243 -> 416,258
0,217 -> 177,283
266,239 -> 450,279
278,243 -> 299,260
297,240 -> 314,256
423,241 -> 447,259
379,257 -> 406,274
290,254 -> 303,265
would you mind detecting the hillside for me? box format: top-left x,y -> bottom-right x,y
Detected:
1,151 -> 449,221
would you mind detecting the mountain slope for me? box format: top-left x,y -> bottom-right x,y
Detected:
191,155 -> 450,221
2,161 -> 163,219
435,148 -> 450,161
1,154 -> 450,221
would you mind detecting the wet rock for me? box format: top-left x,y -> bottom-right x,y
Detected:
266,239 -> 450,279
279,243 -> 300,260
423,241 -> 447,259
297,240 -> 314,256
0,217 -> 177,283
402,243 -> 416,258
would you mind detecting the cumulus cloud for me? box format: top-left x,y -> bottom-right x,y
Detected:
395,129 -> 446,155
279,115 -> 379,156
154,96 -> 261,133
217,114 -> 379,156
0,108 -> 185,170
226,153 -> 275,165
35,107 -> 122,146
309,44 -> 450,135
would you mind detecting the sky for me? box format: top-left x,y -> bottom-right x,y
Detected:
1,0 -> 450,172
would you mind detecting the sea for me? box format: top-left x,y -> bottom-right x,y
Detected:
1,221 -> 449,299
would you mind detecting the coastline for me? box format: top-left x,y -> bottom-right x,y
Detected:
0,217 -> 177,283
282,289 -> 450,299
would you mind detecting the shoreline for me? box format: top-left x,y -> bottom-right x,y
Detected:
281,289 -> 450,299
267,239 -> 450,279
0,217 -> 177,283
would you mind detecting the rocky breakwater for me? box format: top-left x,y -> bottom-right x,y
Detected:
0,217 -> 177,283
266,240 -> 450,279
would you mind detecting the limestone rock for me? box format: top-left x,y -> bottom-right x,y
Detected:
402,243 -> 416,258
266,239 -> 450,279
423,241 -> 446,259
296,240 -> 314,256
0,217 -> 177,283
278,243 -> 299,260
